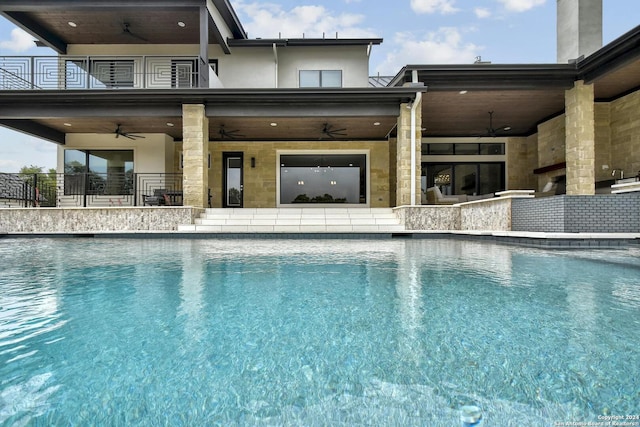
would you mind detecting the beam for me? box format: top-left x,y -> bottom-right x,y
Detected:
0,119 -> 65,144
0,0 -> 203,11
1,11 -> 67,54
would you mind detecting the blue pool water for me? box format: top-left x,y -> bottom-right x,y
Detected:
1,238 -> 639,426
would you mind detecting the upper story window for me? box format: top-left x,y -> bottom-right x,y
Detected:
299,70 -> 342,88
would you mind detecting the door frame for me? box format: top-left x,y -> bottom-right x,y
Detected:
222,152 -> 244,208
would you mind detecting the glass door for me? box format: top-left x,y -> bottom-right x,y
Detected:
223,152 -> 243,208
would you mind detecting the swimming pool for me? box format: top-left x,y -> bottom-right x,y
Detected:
1,238 -> 639,426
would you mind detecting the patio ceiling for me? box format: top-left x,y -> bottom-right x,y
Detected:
0,0 -> 246,53
30,116 -> 399,142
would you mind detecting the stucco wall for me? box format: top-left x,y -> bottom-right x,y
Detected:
61,133 -> 174,174
276,45 -> 370,88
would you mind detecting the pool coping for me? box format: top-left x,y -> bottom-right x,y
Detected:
2,230 -> 639,248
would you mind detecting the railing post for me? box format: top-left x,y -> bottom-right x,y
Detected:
30,56 -> 35,89
86,56 -> 91,89
83,172 -> 88,207
133,173 -> 138,206
33,173 -> 38,208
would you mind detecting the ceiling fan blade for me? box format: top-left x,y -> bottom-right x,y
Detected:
122,23 -> 149,42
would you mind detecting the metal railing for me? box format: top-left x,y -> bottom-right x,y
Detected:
0,56 -> 200,90
0,172 -> 183,208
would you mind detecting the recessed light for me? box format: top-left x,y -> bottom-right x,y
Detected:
166,122 -> 174,127
373,122 -> 381,126
459,90 -> 468,94
270,122 -> 278,127
177,21 -> 186,28
68,22 -> 77,28
503,126 -> 512,131
63,123 -> 72,127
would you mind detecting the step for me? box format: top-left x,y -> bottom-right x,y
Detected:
182,207 -> 404,233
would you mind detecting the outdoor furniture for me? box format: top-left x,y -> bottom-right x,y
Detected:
143,189 -> 169,206
425,186 -> 468,204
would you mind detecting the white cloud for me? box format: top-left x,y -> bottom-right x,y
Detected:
0,28 -> 36,53
497,0 -> 546,13
375,27 -> 481,75
233,1 -> 377,39
475,7 -> 492,18
410,0 -> 459,14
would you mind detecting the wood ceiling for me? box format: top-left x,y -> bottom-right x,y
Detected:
34,116 -> 399,141
27,10 -> 209,45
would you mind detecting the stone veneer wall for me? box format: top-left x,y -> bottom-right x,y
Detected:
395,197 -> 512,231
395,206 -> 460,231
536,114 -> 566,190
511,194 -> 640,233
610,90 -> 640,177
204,141 -> 391,208
594,103 -> 611,182
565,81 -> 595,195
460,198 -> 512,231
507,136 -> 537,190
0,207 -> 196,233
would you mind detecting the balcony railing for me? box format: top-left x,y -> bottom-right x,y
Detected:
0,172 -> 183,208
0,56 -> 200,90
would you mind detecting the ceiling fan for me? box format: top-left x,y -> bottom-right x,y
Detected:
481,111 -> 511,137
114,124 -> 145,140
321,123 -> 347,139
218,125 -> 244,140
121,22 -> 149,42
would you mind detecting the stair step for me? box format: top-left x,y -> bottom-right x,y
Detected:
182,208 -> 403,233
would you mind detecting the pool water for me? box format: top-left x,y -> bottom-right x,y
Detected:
1,238 -> 639,426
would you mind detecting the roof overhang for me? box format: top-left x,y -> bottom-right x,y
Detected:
0,88 -> 420,144
228,38 -> 384,48
0,0 -> 247,54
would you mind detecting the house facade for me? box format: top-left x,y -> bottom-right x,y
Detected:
1,0 -> 639,211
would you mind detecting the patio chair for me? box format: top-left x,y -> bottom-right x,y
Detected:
143,188 -> 168,206
425,186 -> 468,204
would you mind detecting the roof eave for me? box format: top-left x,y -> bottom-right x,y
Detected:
577,24 -> 640,83
228,38 -> 383,47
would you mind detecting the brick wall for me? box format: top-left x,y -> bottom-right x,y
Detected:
512,194 -> 640,232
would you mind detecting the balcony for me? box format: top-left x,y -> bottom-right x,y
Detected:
0,55 -> 216,90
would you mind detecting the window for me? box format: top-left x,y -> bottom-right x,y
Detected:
422,142 -> 505,155
64,150 -> 134,195
280,154 -> 366,204
422,162 -> 504,196
299,70 -> 342,88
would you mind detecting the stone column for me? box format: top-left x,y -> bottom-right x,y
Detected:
565,80 -> 595,195
396,99 -> 422,206
182,104 -> 209,207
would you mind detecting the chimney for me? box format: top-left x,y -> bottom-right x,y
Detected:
557,0 -> 602,63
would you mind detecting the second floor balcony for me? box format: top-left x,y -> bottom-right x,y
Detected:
0,55 -> 221,91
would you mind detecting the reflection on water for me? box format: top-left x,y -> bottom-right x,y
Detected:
0,238 -> 639,425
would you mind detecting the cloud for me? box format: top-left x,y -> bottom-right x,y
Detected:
0,28 -> 36,53
497,0 -> 546,12
233,1 -> 377,39
410,0 -> 459,14
475,7 -> 492,18
0,129 -> 57,173
375,27 -> 481,75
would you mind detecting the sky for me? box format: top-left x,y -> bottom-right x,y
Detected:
0,0 -> 639,173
